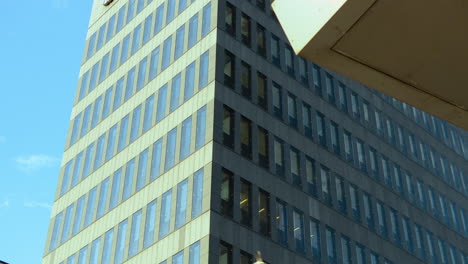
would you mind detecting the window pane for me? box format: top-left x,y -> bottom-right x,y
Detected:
113,78 -> 124,111
60,204 -> 74,244
143,14 -> 153,44
71,152 -> 83,188
136,148 -> 149,191
221,169 -> 234,217
72,195 -> 85,235
326,227 -> 337,264
136,57 -> 148,91
189,241 -> 200,264
89,237 -> 101,264
201,3 -> 211,36
109,168 -> 122,210
154,4 -> 165,34
199,51 -> 209,89
310,220 -> 321,262
276,199 -> 288,245
159,190 -> 172,238
124,67 -> 136,101
150,139 -> 163,180
293,210 -> 305,253
165,127 -> 177,171
240,180 -> 252,226
105,125 -> 117,161
180,117 -> 192,160
49,212 -> 63,251
114,219 -> 128,264
143,95 -> 155,132
96,177 -> 110,219
143,199 -> 157,248
128,209 -> 143,257
192,169 -> 204,218
94,134 -> 106,169
188,15 -> 198,49
170,73 -> 182,112
84,187 -> 97,227
117,115 -> 129,152
122,159 -> 135,201
101,228 -> 114,264
166,0 -> 176,23
91,96 -> 103,129
162,36 -> 173,70
175,25 -> 185,59
130,105 -> 142,142
149,47 -> 160,80
175,179 -> 188,228
156,84 -> 168,122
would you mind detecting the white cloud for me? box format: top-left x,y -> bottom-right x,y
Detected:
15,154 -> 59,172
0,199 -> 10,209
0,136 -> 6,144
24,201 -> 52,210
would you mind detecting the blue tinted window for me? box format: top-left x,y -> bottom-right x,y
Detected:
118,115 -> 129,152
105,125 -> 118,161
130,105 -> 142,142
102,87 -> 113,119
402,217 -> 414,253
201,3 -> 211,37
106,15 -> 116,42
199,51 -> 209,88
175,25 -> 185,59
99,53 -> 110,83
136,149 -> 149,191
355,243 -> 366,264
143,14 -> 153,44
109,168 -> 122,210
80,105 -> 92,137
116,5 -> 126,33
82,142 -> 94,179
293,210 -> 305,253
165,128 -> 177,171
88,62 -> 99,92
78,246 -> 88,264
188,15 -> 198,49
180,117 -> 192,160
60,161 -> 73,195
170,73 -> 181,112
326,227 -> 337,264
316,112 -> 327,147
189,241 -> 200,264
136,57 -> 148,91
49,212 -> 63,251
184,62 -> 195,101
376,201 -> 388,238
70,113 -> 82,145
71,152 -> 83,188
178,0 -> 187,13
96,177 -> 110,219
156,84 -> 168,122
101,228 -> 114,264
389,208 -> 401,246
166,0 -> 176,23
143,95 -> 155,132
60,204 -> 74,243
86,33 -> 96,60
122,159 -> 135,201
149,47 -> 160,80
173,251 -> 184,264
72,195 -> 85,235
131,24 -> 142,55
114,219 -> 128,264
154,4 -> 165,34
78,71 -> 89,100
128,209 -> 143,257
89,237 -> 101,264
150,139 -> 163,180
120,34 -> 131,65
136,0 -> 145,13
124,67 -> 136,101
113,78 -> 124,111
91,96 -> 102,129
192,168 -> 204,218
143,199 -> 157,248
276,200 -> 288,245
162,36 -> 173,70
159,190 -> 172,238
175,179 -> 188,228
84,187 -> 97,227
126,0 -> 136,23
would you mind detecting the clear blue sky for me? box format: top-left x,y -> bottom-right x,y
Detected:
0,0 -> 93,263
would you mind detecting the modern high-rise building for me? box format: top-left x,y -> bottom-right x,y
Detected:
42,0 -> 468,263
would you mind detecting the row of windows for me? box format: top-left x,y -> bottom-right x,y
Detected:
222,92 -> 467,237
375,91 -> 467,160
61,100 -> 207,199
76,0 -> 211,108
70,48 -> 210,149
219,168 -> 467,264
219,3 -> 467,198
50,164 -> 204,255
55,195 -> 203,264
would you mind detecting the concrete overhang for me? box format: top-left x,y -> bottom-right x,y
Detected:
272,0 -> 468,129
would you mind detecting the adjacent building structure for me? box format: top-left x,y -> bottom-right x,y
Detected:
43,0 -> 468,263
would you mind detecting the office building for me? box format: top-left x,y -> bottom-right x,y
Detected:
43,0 -> 468,263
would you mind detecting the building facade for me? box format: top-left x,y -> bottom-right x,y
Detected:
42,0 -> 468,263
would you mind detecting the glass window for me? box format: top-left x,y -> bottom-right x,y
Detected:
173,251 -> 184,264
301,103 -> 313,139
330,121 -> 340,155
225,2 -> 236,35
117,115 -> 129,152
356,139 -> 367,172
109,169 -> 122,210
363,192 -> 375,230
381,157 -> 392,189
101,228 -> 114,264
344,130 -> 353,162
143,199 -> 157,248
94,134 -> 106,170
170,73 -> 182,112
180,116 -> 192,160
99,53 -> 110,83
305,156 -> 317,196
72,195 -> 85,235
240,116 -> 252,159
240,180 -> 252,226
195,106 -> 206,150
389,208 -> 401,246
350,184 -> 361,222
335,176 -> 347,213
199,50 -> 209,89
175,179 -> 188,228
86,32 -> 97,60
60,161 -> 73,195
49,212 -> 63,251
156,84 -> 168,122
287,93 -> 298,128
178,0 -> 187,13
60,204 -> 74,244
325,74 -> 335,105
91,96 -> 103,129
120,34 -> 131,65
116,5 -> 126,33
78,71 -> 89,100
150,139 -> 163,181
154,3 -> 165,34
310,219 -> 322,262
80,106 -> 91,138
299,58 -> 309,86
362,100 -> 370,123
258,127 -> 269,169
175,25 -> 185,59
369,147 -> 379,179
114,219 -> 128,264
83,144 -> 95,179
405,171 -> 416,203
276,199 -> 288,245
341,236 -> 352,264
223,106 -> 235,148
202,3 -> 211,37
256,71 -> 267,110
414,224 -> 426,261
274,137 -> 285,177
113,78 -> 124,111
149,46 -> 160,80
135,149 -> 149,191
317,112 -> 327,147
122,158 -> 135,201
241,61 -> 251,98
312,65 -> 322,96
159,190 -> 172,238
166,0 -> 176,23
128,209 -> 142,257
426,231 -> 437,264
258,189 -> 271,236
293,210 -> 305,253
224,50 -> 235,88
89,237 -> 101,264
221,169 -> 234,217
71,152 -> 83,187
127,0 -> 136,23
271,35 -> 281,67
356,243 -> 366,264
105,125 -> 117,161
219,241 -> 232,264
241,13 -> 251,46
321,166 -> 332,205
88,62 -> 99,92
124,67 -> 136,101
376,200 -> 388,238
70,113 -> 82,145
84,187 -> 97,228
393,165 -> 403,194
326,226 -> 337,264
188,14 -> 198,49
438,239 -> 448,264
192,168 -> 204,218
96,177 -> 110,219
78,246 -> 88,264
164,127 -> 177,171
143,14 -> 153,44
272,82 -> 283,119
136,57 -> 147,92
183,62 -> 196,101
351,92 -> 360,119
130,104 -> 142,142
162,36 -> 173,70
143,95 -> 154,133
257,24 -> 266,57
240,251 -> 252,264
